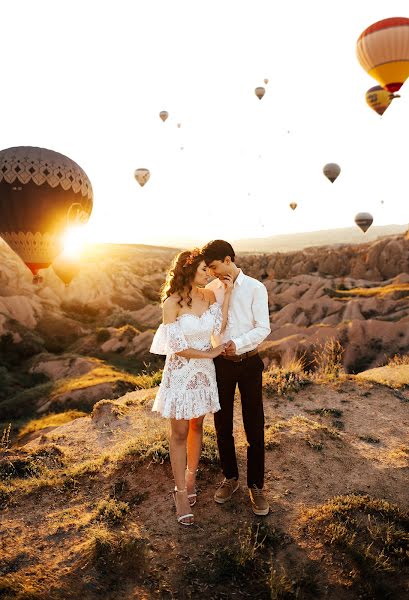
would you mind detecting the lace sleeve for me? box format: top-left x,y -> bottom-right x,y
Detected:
150,321 -> 189,355
209,302 -> 223,336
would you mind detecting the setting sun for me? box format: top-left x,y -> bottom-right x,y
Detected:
61,225 -> 88,258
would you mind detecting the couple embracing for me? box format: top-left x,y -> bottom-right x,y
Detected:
150,240 -> 271,526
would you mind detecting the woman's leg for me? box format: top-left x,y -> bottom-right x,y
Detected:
186,415 -> 205,496
170,418 -> 192,523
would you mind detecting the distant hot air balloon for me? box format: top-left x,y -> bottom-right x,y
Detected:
356,17 -> 409,93
177,123 -> 182,128
159,111 -> 169,122
0,146 -> 93,283
264,78 -> 269,85
365,85 -> 398,115
289,202 -> 297,211
52,253 -> 81,286
134,168 -> 150,187
323,163 -> 341,183
355,212 -> 373,232
255,87 -> 265,100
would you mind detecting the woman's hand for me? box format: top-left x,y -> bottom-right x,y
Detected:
208,344 -> 226,358
221,273 -> 234,294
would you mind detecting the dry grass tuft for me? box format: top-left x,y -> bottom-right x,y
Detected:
83,523 -> 149,581
312,338 -> 344,381
94,497 -> 130,525
265,415 -> 340,450
301,494 -> 409,578
263,356 -> 311,397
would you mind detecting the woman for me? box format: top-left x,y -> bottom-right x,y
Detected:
150,248 -> 232,525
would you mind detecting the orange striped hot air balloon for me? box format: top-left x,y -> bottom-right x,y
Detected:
356,17 -> 409,93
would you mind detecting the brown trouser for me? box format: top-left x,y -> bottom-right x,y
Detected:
213,353 -> 265,488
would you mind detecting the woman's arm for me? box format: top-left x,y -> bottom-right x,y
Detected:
177,346 -> 225,359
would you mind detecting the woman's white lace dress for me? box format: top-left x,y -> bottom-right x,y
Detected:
150,302 -> 222,420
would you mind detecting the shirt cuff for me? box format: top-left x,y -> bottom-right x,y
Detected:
232,337 -> 244,353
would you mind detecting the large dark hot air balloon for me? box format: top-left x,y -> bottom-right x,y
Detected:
289,202 -> 297,211
355,212 -> 373,232
159,111 -> 169,122
255,87 -> 265,100
0,147 -> 93,283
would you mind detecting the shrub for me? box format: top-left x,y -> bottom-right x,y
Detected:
264,358 -> 310,397
312,338 -> 344,380
94,497 -> 130,524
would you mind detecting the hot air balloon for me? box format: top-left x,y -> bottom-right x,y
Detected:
356,17 -> 409,93
0,146 -> 93,283
264,78 -> 269,85
289,202 -> 297,211
355,212 -> 373,232
134,168 -> 150,187
159,111 -> 169,122
323,163 -> 341,183
365,85 -> 398,115
255,87 -> 265,100
52,253 -> 81,286
177,123 -> 182,128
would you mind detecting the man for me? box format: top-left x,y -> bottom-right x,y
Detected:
202,239 -> 271,515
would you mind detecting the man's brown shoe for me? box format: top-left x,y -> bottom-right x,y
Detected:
214,477 -> 239,504
249,485 -> 269,515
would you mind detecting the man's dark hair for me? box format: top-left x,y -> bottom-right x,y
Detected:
201,240 -> 235,265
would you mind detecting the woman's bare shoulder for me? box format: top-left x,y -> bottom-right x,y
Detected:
162,295 -> 181,322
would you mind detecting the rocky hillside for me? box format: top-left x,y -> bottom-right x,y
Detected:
2,234 -> 409,432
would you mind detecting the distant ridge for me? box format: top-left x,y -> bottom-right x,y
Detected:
232,224 -> 408,253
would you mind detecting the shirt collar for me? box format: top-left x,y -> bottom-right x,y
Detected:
234,269 -> 245,286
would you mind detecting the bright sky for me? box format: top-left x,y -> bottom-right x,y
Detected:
2,1 -> 409,247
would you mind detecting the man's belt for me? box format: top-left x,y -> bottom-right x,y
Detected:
220,348 -> 259,362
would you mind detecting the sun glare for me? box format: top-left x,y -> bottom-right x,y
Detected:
61,225 -> 87,258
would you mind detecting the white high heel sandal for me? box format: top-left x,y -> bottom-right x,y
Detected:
172,487 -> 194,526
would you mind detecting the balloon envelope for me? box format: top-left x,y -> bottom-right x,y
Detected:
355,212 -> 373,232
289,202 -> 297,210
134,168 -> 150,187
159,111 -> 168,122
323,163 -> 341,183
255,87 -> 265,99
357,17 -> 409,92
264,78 -> 269,85
0,146 -> 93,280
52,254 -> 81,286
365,85 -> 396,116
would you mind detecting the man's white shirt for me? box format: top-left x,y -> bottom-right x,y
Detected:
205,269 -> 271,355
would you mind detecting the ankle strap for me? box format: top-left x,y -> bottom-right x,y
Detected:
186,467 -> 198,474
175,487 -> 187,493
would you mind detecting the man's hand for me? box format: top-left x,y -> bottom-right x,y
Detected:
224,340 -> 237,355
